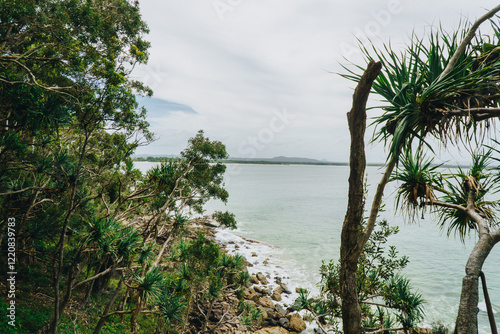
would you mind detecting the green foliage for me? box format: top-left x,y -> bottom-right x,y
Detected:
393,149 -> 499,242
212,210 -> 237,229
0,299 -> 51,334
0,1 -> 238,333
431,322 -> 450,333
341,21 -> 500,159
238,301 -> 263,330
298,220 -> 422,332
391,150 -> 442,220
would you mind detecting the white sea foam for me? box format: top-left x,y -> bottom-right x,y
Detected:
215,227 -> 322,333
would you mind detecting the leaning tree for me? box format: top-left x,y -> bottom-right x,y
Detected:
340,5 -> 500,333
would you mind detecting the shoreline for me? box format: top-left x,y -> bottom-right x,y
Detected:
213,226 -> 316,333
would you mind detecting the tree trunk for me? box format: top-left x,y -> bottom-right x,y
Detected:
93,276 -> 124,334
340,60 -> 382,334
455,235 -> 496,333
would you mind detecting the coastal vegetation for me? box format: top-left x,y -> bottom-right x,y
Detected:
335,5 -> 500,334
2,1 -> 500,334
0,1 -> 249,333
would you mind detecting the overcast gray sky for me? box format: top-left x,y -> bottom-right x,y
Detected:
132,1 -> 499,163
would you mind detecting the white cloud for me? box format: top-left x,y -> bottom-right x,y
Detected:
134,0 -> 496,163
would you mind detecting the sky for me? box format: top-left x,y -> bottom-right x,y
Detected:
132,1 -> 500,163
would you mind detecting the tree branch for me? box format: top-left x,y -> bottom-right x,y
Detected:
428,200 -> 467,212
438,5 -> 500,81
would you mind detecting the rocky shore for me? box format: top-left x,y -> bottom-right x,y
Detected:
198,218 -> 313,334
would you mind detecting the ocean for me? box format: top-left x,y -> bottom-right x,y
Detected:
135,162 -> 500,332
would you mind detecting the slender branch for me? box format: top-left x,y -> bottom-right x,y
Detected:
428,200 -> 467,212
361,301 -> 391,309
73,260 -> 122,290
438,5 -> 500,81
442,107 -> 500,121
359,155 -> 397,252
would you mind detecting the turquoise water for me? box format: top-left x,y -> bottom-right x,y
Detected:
136,162 -> 500,331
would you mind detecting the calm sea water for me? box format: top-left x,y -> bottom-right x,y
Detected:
135,162 -> 500,331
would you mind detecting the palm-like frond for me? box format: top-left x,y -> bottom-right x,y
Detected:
438,150 -> 498,241
383,274 -> 425,327
132,266 -> 164,302
341,21 -> 500,159
391,150 -> 441,221
157,289 -> 186,329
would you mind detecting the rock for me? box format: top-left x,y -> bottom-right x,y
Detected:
418,329 -> 432,334
279,317 -> 290,329
258,297 -> 275,309
259,306 -> 268,320
279,283 -> 292,294
275,304 -> 287,317
253,326 -> 290,334
271,288 -> 282,301
263,258 -> 270,265
243,288 -> 259,302
272,286 -> 283,301
288,313 -> 307,332
252,252 -> 258,257
235,244 -> 240,249
257,273 -> 269,284
254,285 -> 269,295
250,274 -> 259,284
205,219 -> 220,227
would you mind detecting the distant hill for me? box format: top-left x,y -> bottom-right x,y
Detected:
228,156 -> 327,163
132,155 -> 353,165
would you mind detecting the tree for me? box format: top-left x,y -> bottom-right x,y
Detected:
340,6 -> 500,333
392,149 -> 500,333
340,60 -> 383,333
297,220 -> 423,333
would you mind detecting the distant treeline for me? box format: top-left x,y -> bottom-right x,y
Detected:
134,157 -> 357,166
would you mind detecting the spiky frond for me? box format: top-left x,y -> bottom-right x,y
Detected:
132,266 -> 164,302
341,21 -> 500,159
438,150 -> 498,241
391,150 -> 441,221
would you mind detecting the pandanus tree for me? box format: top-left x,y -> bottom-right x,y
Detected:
340,5 -> 500,333
392,149 -> 500,333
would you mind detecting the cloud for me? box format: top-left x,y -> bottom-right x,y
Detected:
137,96 -> 198,116
134,0 -> 494,163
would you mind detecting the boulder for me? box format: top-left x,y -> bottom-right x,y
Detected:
252,252 -> 258,257
275,304 -> 288,317
271,287 -> 283,301
279,283 -> 292,294
249,274 -> 260,284
257,273 -> 269,284
258,297 -> 275,309
243,288 -> 259,302
254,285 -> 269,295
259,306 -> 268,320
279,317 -> 290,329
253,327 -> 290,334
288,313 -> 307,333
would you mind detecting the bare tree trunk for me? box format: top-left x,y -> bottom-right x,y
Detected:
455,235 -> 496,334
340,60 -> 381,334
